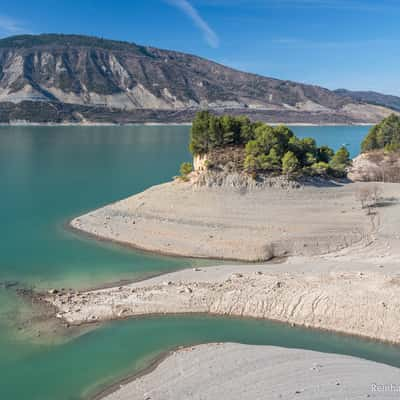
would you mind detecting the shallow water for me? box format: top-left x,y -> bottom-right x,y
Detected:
3,315 -> 400,400
2,123 -> 395,400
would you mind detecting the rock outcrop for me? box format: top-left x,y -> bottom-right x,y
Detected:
349,151 -> 400,182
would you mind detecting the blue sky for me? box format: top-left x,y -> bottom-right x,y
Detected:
1,0 -> 399,95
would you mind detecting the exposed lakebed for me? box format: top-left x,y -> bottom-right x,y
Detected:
3,124 -> 399,400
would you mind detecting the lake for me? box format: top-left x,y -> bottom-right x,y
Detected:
2,124 -> 399,400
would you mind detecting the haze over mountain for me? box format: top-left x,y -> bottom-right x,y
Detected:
0,34 -> 395,124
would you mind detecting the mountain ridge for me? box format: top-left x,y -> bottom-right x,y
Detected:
335,89 -> 400,112
0,34 -> 395,124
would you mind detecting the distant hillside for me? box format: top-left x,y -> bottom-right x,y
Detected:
0,34 -> 395,124
335,89 -> 400,112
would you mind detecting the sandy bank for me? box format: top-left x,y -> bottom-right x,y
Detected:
49,182 -> 400,343
50,178 -> 400,399
70,181 -> 375,261
101,343 -> 400,400
47,258 -> 400,343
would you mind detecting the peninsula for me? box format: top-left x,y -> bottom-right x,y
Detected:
50,113 -> 400,339
47,114 -> 400,399
70,113 -> 358,261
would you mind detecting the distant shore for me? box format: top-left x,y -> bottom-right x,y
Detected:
0,121 -> 373,127
0,122 -> 192,127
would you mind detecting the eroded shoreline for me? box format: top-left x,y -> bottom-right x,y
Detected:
44,179 -> 400,399
47,181 -> 400,343
69,180 -> 375,261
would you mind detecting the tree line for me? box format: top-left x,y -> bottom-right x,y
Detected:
361,114 -> 400,153
189,111 -> 351,178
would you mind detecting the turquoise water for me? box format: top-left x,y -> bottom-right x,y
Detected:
289,125 -> 371,158
0,125 -> 200,290
3,316 -> 400,400
3,123 -> 397,400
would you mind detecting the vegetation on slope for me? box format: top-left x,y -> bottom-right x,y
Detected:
361,114 -> 400,153
189,111 -> 351,178
0,34 -> 150,53
179,162 -> 193,181
349,114 -> 400,183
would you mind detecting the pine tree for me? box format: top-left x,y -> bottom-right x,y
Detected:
282,151 -> 300,175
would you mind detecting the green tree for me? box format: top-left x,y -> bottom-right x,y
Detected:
244,154 -> 260,172
245,140 -> 263,157
208,115 -> 224,147
317,145 -> 335,163
190,111 -> 211,154
301,137 -> 317,153
330,146 -> 351,176
189,111 -> 340,178
304,152 -> 317,166
220,115 -> 243,145
361,114 -> 400,153
310,162 -> 330,176
273,125 -> 294,156
263,148 -> 281,171
240,120 -> 258,142
282,151 -> 299,175
252,124 -> 276,154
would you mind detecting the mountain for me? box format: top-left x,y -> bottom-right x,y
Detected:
335,89 -> 400,112
0,34 -> 395,124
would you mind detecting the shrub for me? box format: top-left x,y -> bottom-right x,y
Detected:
310,161 -> 330,176
384,143 -> 400,153
244,154 -> 260,172
180,162 -> 193,180
329,146 -> 351,177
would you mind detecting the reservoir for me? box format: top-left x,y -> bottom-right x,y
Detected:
3,124 -> 398,400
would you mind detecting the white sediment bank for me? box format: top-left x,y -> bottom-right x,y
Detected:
46,180 -> 400,399
102,343 -> 400,400
48,181 -> 400,343
49,258 -> 400,343
70,180 -> 375,261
